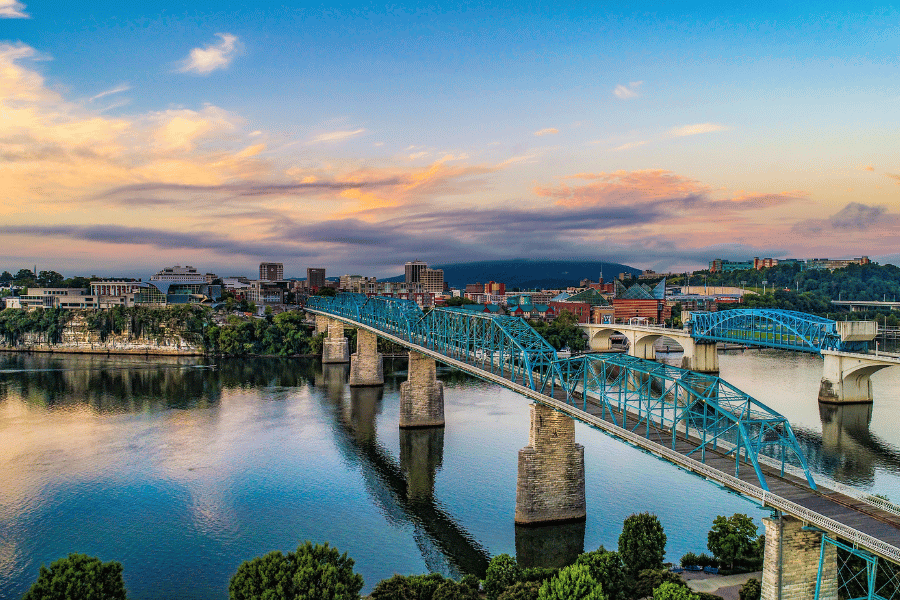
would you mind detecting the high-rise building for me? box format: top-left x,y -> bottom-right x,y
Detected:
405,260 -> 428,284
420,268 -> 445,294
259,262 -> 284,281
307,268 -> 326,289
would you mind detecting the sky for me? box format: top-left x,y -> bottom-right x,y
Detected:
1,0 -> 898,279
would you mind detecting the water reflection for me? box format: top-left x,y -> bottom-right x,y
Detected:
316,366 -> 491,578
0,353 -> 319,412
515,521 -> 586,569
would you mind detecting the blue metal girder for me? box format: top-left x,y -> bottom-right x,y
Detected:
689,308 -> 869,354
307,294 -> 816,492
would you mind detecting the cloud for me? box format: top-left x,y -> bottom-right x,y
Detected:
89,84 -> 131,102
534,128 -> 558,136
792,202 -> 899,237
614,81 -> 642,99
886,173 -> 900,184
308,128 -> 366,143
0,0 -> 28,18
612,140 -> 648,151
177,33 -> 240,75
668,123 -> 728,137
862,165 -> 875,172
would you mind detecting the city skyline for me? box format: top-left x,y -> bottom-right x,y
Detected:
1,1 -> 898,278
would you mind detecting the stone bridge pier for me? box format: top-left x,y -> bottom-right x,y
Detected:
315,314 -> 329,336
322,318 -> 350,364
762,514 -> 837,600
819,351 -> 896,404
515,403 -> 586,525
350,329 -> 384,387
400,351 -> 445,428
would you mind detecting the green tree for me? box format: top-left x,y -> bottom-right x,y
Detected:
632,570 -> 689,600
739,579 -> 761,600
618,513 -> 667,575
537,563 -> 604,600
654,582 -> 699,600
707,514 -> 758,569
22,553 -> 127,600
229,541 -> 363,600
484,554 -> 522,600
576,548 -> 626,600
498,581 -> 542,600
445,296 -> 477,307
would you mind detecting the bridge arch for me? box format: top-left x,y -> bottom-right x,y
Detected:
820,352 -> 895,404
588,327 -> 626,352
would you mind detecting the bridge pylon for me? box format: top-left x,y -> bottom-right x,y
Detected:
515,403 -> 586,525
400,351 -> 445,428
350,328 -> 384,386
762,514 -> 837,600
819,351 -> 897,404
322,318 -> 350,364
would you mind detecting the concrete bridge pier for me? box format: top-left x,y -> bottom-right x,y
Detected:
515,403 -> 586,525
400,351 -> 445,428
629,335 -> 656,360
400,427 -> 444,501
349,328 -> 384,387
680,340 -> 720,374
762,514 -> 837,600
315,314 -> 329,336
322,318 -> 350,364
819,351 -> 894,404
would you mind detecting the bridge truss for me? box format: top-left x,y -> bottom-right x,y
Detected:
689,309 -> 870,354
307,293 -> 816,492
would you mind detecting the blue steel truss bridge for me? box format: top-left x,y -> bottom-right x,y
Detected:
306,292 -> 900,600
688,309 -> 874,354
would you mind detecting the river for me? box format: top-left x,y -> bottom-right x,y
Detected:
1,349 -> 899,599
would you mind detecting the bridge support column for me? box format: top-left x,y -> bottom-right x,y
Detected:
315,314 -> 329,336
761,515 -> 837,600
515,403 -> 586,525
681,340 -> 719,374
349,329 -> 384,387
322,318 -> 350,364
818,352 -> 891,404
400,351 -> 444,428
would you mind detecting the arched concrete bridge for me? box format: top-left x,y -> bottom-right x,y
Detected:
307,293 -> 900,600
579,322 -> 719,373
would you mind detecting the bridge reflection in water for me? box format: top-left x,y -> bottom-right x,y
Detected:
312,362 -> 585,577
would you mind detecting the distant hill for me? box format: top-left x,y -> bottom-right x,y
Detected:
382,259 -> 641,290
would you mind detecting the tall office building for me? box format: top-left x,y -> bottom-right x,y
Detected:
420,268 -> 445,294
307,268 -> 326,289
405,260 -> 428,284
259,262 -> 284,281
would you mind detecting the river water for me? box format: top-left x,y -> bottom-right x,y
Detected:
1,349 -> 899,599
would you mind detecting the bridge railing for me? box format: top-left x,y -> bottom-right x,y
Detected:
308,293 -> 815,491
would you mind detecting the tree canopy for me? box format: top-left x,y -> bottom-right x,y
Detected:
618,513 -> 667,575
22,553 -> 128,600
229,541 -> 364,600
707,514 -> 758,568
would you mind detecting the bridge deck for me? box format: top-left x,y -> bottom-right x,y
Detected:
307,307 -> 900,563
448,352 -> 900,549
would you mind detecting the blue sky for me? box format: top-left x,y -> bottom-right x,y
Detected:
1,1 -> 898,277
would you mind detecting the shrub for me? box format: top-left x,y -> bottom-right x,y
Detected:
22,553 -> 128,600
739,579 -> 762,600
632,569 -> 689,600
484,554 -> 523,600
619,513 -> 667,575
370,575 -> 416,600
680,552 -> 701,567
229,541 -> 364,600
653,582 -> 699,600
537,563 -> 605,600
520,567 -> 559,584
433,579 -> 480,600
576,549 -> 626,600
408,573 -> 447,599
498,581 -> 542,600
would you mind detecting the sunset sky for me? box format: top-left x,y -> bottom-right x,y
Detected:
1,1 -> 898,279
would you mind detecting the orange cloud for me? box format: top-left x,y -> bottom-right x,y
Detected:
538,170 -> 709,207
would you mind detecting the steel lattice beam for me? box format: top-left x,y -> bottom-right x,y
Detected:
307,293 -> 816,491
